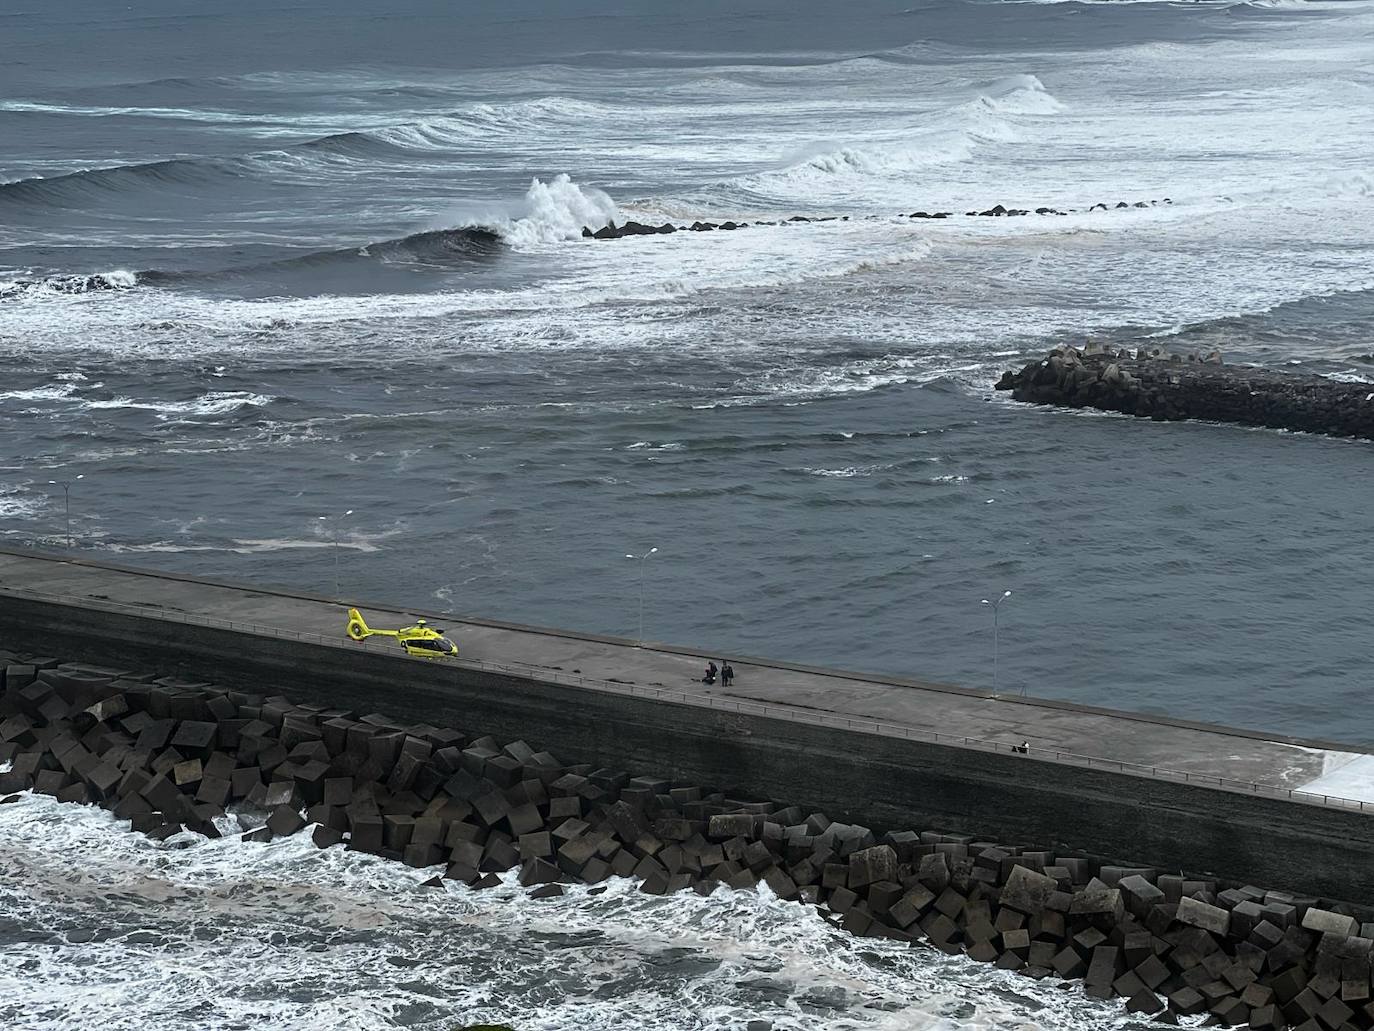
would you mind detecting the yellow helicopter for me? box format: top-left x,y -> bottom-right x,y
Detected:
345,608 -> 458,659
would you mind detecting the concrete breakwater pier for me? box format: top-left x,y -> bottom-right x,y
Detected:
996,346 -> 1374,440
5,552 -> 1374,1028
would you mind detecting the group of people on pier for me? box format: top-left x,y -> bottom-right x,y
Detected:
702,660 -> 734,686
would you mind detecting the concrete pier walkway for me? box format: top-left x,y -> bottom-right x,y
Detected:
0,547 -> 1368,810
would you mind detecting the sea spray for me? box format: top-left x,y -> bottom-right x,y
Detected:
499,174 -> 620,248
0,787 -> 1122,1031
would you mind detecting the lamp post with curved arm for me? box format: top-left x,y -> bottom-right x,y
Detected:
625,546 -> 658,646
47,474 -> 83,550
980,589 -> 1012,695
318,509 -> 354,598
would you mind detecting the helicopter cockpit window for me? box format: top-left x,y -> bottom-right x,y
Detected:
436,637 -> 455,651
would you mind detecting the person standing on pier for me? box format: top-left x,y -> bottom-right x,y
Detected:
721,662 -> 734,687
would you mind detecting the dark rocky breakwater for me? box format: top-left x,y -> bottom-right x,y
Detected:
995,345 -> 1374,440
581,197 -> 1172,240
5,648 -> 1374,1030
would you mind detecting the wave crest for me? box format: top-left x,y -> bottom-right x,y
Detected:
757,73 -> 1063,186
487,174 -> 620,248
0,271 -> 138,300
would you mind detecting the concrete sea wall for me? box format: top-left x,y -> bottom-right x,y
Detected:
6,632 -> 1374,1030
1,590 -> 1373,903
995,345 -> 1374,440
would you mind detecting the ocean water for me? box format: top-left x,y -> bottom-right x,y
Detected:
4,1 -> 1374,740
0,784 -> 1154,1031
4,1 -> 1374,1026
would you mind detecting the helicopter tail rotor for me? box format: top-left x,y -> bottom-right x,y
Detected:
346,607 -> 371,641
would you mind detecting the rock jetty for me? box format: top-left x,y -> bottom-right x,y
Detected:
4,647 -> 1374,1029
995,345 -> 1374,440
581,198 -> 1173,241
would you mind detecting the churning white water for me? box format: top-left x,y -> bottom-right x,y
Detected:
0,789 -> 1145,1031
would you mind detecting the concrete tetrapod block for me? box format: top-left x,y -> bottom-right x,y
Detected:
448,840 -> 484,872
195,776 -> 231,807
1126,989 -> 1165,1015
383,815 -> 415,851
312,825 -> 344,849
1175,895 -> 1232,936
1052,947 -> 1088,979
887,886 -> 936,929
519,858 -> 561,886
348,813 -> 384,854
262,780 -> 303,810
1119,874 -> 1166,917
518,831 -> 553,861
1086,945 -> 1123,988
847,845 -> 897,889
200,751 -> 234,782
266,805 -> 306,837
481,837 -> 520,872
403,843 -> 443,869
112,793 -> 153,820
53,779 -> 93,805
1069,887 -> 1125,929
170,721 -> 217,758
707,813 -> 756,841
409,816 -> 445,850
34,769 -> 69,796
471,790 -> 510,828
1302,908 -> 1359,937
504,803 -> 543,838
1001,864 -> 1058,916
172,758 -> 203,788
444,821 -> 484,848
85,762 -> 122,800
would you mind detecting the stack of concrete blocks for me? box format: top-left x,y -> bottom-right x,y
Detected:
3,648 -> 1373,1029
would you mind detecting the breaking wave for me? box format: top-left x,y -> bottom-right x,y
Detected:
0,96 -> 614,213
1,175 -> 615,296
0,787 -> 1124,1031
489,173 -> 620,249
754,75 -> 1063,185
0,271 -> 139,300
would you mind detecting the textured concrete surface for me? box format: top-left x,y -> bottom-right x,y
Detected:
0,547 -> 1364,802
4,547 -> 1374,899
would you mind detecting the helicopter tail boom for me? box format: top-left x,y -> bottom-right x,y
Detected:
346,607 -> 401,641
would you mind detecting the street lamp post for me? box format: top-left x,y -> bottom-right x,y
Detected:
980,589 -> 1013,695
624,547 -> 658,645
47,474 -> 83,550
318,509 -> 354,598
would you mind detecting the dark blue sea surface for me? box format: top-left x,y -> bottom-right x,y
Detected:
2,0 -> 1373,745
3,3 -> 1374,1029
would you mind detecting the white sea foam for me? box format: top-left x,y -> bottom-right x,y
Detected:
0,270 -> 138,299
373,97 -> 613,150
104,537 -> 381,555
0,382 -> 80,402
81,391 -> 274,419
0,788 -> 1129,1031
739,74 -> 1063,199
0,486 -> 48,521
498,173 -> 621,248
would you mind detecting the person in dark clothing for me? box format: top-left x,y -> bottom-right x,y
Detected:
721,662 -> 734,687
703,661 -> 717,685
